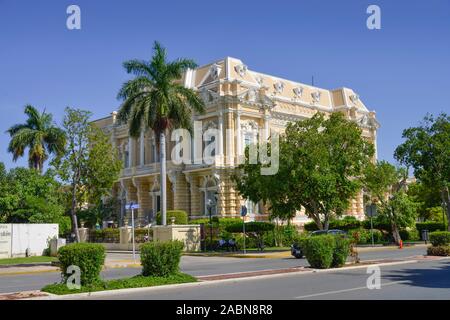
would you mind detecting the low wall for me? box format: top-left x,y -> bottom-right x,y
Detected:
153,225 -> 201,252
0,224 -> 59,258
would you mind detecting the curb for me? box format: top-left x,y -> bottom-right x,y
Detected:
26,257 -> 450,300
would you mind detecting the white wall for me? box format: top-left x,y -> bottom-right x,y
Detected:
0,224 -> 12,259
0,224 -> 59,258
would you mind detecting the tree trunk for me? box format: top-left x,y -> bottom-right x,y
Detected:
441,187 -> 450,232
323,215 -> 330,231
391,221 -> 401,245
160,132 -> 167,226
70,181 -> 80,242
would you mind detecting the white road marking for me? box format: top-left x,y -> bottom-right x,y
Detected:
295,280 -> 409,299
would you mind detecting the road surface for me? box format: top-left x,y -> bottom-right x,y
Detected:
74,259 -> 450,300
0,246 -> 427,294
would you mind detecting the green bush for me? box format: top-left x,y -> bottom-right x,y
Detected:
156,210 -> 188,225
304,217 -> 362,232
399,229 -> 420,241
427,246 -> 450,256
57,243 -> 105,286
350,228 -> 385,244
140,241 -> 184,277
225,221 -> 275,233
332,236 -> 352,268
302,235 -> 352,269
302,235 -> 336,269
416,222 -> 446,233
429,231 -> 450,247
90,228 -> 120,243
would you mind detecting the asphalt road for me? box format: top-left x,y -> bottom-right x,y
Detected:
0,246 -> 427,294
75,259 -> 450,300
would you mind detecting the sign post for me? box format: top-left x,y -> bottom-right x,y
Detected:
127,203 -> 140,263
365,204 -> 377,247
241,206 -> 248,254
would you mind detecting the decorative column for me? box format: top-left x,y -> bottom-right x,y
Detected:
218,110 -> 224,164
128,136 -> 133,167
263,114 -> 270,141
235,110 -> 242,160
140,130 -> 145,166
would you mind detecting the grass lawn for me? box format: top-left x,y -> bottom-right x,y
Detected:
41,272 -> 197,295
0,256 -> 57,266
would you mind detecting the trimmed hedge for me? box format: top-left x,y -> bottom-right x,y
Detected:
333,236 -> 352,268
304,217 -> 362,232
156,210 -> 188,225
429,231 -> 450,247
399,229 -> 420,241
225,221 -> 275,234
140,241 -> 184,277
57,243 -> 105,286
427,246 -> 450,256
301,234 -> 352,269
301,235 -> 336,269
89,228 -> 120,243
416,222 -> 446,233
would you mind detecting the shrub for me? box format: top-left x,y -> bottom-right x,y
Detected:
302,235 -> 336,269
332,236 -> 351,268
416,222 -> 446,233
140,241 -> 184,277
225,221 -> 275,233
399,229 -> 420,241
429,231 -> 450,247
304,221 -> 319,232
350,228 -> 384,244
90,228 -> 120,243
156,210 -> 188,225
303,217 -> 362,232
427,246 -> 450,256
57,243 -> 105,286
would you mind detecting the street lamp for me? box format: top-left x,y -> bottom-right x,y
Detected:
206,192 -> 218,252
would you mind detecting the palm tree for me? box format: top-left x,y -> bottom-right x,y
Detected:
117,41 -> 205,225
7,105 -> 66,172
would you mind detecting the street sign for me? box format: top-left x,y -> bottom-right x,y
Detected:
241,205 -> 248,217
365,204 -> 377,217
126,203 -> 140,210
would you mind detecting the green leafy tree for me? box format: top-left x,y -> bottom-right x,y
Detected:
234,112 -> 374,230
6,105 -> 66,172
53,108 -> 122,242
363,161 -> 418,244
395,113 -> 450,231
117,41 -> 205,225
407,182 -> 443,221
0,164 -> 70,233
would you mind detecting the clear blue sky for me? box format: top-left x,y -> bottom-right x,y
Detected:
0,0 -> 449,170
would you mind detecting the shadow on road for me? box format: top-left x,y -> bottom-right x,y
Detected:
384,261 -> 450,289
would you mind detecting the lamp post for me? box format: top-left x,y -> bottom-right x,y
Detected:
206,193 -> 218,252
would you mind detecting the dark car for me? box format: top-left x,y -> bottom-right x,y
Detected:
290,229 -> 347,259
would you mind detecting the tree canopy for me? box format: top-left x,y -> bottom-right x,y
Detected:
6,105 -> 66,172
234,112 -> 374,230
0,164 -> 71,234
395,113 -> 450,231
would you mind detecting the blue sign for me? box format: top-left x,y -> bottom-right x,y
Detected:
126,203 -> 140,210
241,205 -> 247,217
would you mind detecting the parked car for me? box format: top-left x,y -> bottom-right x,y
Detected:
290,229 -> 347,259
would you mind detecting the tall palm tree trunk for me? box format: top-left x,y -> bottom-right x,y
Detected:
160,132 -> 167,226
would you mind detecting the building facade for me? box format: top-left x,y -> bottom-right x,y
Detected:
93,57 -> 380,225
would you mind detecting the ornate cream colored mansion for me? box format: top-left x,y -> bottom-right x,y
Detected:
93,57 -> 380,225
